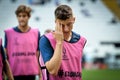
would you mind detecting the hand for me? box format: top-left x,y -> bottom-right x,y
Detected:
52,20 -> 63,44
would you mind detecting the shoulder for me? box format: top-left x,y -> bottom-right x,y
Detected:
4,27 -> 14,32
70,31 -> 80,43
30,28 -> 40,34
30,27 -> 39,31
74,32 -> 87,47
72,31 -> 87,41
40,35 -> 49,43
40,35 -> 53,50
72,31 -> 80,38
40,35 -> 53,47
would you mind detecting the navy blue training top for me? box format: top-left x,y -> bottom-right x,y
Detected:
4,26 -> 40,50
39,31 -> 80,63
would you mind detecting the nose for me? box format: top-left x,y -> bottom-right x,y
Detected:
63,25 -> 69,32
19,16 -> 24,20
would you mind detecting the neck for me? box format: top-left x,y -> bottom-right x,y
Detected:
18,25 -> 30,32
64,32 -> 72,41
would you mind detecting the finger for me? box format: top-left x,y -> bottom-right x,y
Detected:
59,23 -> 62,32
57,22 -> 60,32
55,23 -> 57,31
57,21 -> 62,32
55,21 -> 59,31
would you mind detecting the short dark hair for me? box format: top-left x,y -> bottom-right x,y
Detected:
15,5 -> 32,17
55,5 -> 73,20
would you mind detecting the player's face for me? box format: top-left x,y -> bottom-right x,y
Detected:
17,12 -> 30,27
57,17 -> 75,34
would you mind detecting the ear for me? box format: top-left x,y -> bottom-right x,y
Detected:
29,15 -> 31,18
55,19 -> 57,23
73,17 -> 75,23
73,17 -> 75,21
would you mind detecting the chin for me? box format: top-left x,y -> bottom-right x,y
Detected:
20,24 -> 26,27
63,31 -> 70,33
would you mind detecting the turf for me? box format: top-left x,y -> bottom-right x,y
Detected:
82,69 -> 120,80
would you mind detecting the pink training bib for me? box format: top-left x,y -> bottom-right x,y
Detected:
45,33 -> 86,80
5,28 -> 39,76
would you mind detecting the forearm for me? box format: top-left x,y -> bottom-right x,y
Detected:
4,60 -> 14,80
3,48 -> 13,80
39,68 -> 43,80
46,43 -> 62,76
36,51 -> 43,80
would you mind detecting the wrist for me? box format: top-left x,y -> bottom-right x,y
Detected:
56,41 -> 63,45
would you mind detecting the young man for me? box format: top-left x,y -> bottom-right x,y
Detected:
4,5 -> 42,80
0,38 -> 14,80
40,5 -> 87,80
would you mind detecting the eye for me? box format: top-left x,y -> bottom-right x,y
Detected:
17,15 -> 21,18
23,15 -> 27,17
61,24 -> 65,27
67,22 -> 73,26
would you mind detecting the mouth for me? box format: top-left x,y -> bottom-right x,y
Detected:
19,21 -> 25,25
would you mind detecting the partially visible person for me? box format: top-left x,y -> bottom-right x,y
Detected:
44,29 -> 53,34
40,5 -> 87,80
4,5 -> 42,80
0,38 -> 14,80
